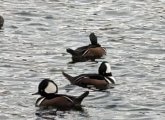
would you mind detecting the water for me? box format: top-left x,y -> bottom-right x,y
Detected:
0,0 -> 165,119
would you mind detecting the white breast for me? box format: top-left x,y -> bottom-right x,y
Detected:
36,97 -> 45,106
109,76 -> 116,84
105,76 -> 116,84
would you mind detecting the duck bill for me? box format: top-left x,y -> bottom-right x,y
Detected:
32,92 -> 39,95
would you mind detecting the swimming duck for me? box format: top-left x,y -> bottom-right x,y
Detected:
62,61 -> 116,90
33,79 -> 89,110
0,15 -> 4,29
66,33 -> 106,62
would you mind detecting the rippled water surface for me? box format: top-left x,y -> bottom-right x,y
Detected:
0,0 -> 165,119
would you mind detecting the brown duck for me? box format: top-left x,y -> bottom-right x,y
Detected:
66,33 -> 106,62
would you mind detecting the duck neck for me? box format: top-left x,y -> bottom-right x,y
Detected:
90,44 -> 101,47
90,37 -> 98,45
105,72 -> 112,76
43,93 -> 58,99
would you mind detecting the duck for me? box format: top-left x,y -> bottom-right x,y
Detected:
33,79 -> 89,110
62,61 -> 116,90
0,15 -> 4,29
66,33 -> 106,62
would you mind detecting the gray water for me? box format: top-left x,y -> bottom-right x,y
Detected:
0,0 -> 165,120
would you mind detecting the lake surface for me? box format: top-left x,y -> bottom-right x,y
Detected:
0,0 -> 165,119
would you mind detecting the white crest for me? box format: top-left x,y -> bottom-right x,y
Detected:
105,63 -> 111,73
44,82 -> 57,94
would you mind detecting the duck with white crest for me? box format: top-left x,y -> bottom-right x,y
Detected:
33,79 -> 89,110
62,61 -> 116,90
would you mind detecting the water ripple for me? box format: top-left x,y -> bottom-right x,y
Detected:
0,0 -> 165,119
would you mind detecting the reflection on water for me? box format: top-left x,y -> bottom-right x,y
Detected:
35,107 -> 90,120
0,0 -> 165,119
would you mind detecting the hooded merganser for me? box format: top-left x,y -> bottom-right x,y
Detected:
66,33 -> 106,62
62,61 -> 116,90
33,79 -> 89,110
0,15 -> 4,29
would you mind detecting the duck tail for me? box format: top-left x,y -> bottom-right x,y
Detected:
77,91 -> 89,104
62,71 -> 75,84
66,48 -> 77,55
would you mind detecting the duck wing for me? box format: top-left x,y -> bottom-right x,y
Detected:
82,47 -> 106,58
80,73 -> 105,80
66,45 -> 89,56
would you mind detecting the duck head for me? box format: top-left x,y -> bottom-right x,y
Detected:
99,61 -> 112,76
99,61 -> 116,84
98,61 -> 116,84
89,33 -> 98,45
33,79 -> 58,97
